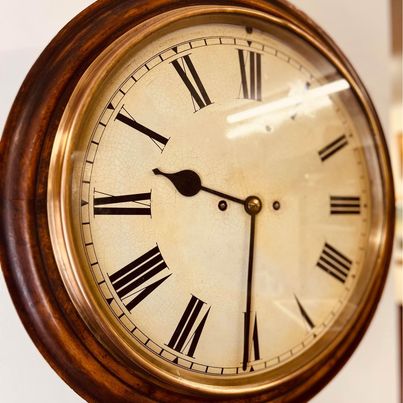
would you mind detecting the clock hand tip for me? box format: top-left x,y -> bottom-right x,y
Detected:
152,168 -> 161,175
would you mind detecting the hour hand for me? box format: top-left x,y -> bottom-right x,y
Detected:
153,168 -> 245,205
152,168 -> 202,197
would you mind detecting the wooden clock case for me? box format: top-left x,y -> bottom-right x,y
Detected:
0,0 -> 395,401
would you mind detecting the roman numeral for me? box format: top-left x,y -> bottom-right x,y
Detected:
318,134 -> 348,161
115,107 -> 169,151
294,295 -> 315,329
94,191 -> 151,215
167,295 -> 210,358
317,243 -> 352,283
171,55 -> 212,111
330,196 -> 361,215
244,312 -> 260,366
109,246 -> 171,311
237,49 -> 262,101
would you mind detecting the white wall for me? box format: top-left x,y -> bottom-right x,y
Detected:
0,1 -> 398,402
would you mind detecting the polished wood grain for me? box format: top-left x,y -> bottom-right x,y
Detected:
0,0 -> 395,401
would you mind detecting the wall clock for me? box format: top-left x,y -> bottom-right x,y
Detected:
0,0 -> 395,401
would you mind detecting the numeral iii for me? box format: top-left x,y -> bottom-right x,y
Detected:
330,196 -> 361,215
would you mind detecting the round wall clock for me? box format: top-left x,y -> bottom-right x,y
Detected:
0,0 -> 395,402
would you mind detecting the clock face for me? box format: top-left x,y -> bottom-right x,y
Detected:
48,8 -> 385,396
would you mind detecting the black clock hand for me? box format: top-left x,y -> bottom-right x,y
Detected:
153,168 -> 245,205
154,166 -> 263,369
242,196 -> 262,371
243,213 -> 255,370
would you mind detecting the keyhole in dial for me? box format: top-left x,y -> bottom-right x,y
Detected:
218,200 -> 228,211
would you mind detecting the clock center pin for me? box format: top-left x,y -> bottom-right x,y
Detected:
244,195 -> 262,215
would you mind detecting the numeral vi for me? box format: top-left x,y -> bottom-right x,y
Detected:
244,312 -> 260,364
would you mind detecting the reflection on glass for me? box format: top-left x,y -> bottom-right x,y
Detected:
227,79 -> 350,139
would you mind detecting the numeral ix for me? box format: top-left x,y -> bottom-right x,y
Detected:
94,191 -> 151,216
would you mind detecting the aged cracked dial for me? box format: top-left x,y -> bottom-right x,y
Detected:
46,5 -> 390,398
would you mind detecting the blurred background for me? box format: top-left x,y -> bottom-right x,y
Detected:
0,1 -> 401,402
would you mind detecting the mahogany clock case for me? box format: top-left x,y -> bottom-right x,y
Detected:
0,0 -> 395,402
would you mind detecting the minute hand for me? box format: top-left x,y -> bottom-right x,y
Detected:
243,213 -> 255,370
242,195 -> 262,371
152,168 -> 245,205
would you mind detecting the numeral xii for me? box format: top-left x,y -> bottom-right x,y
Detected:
237,49 -> 262,101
